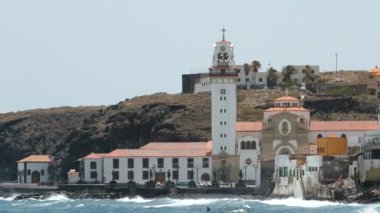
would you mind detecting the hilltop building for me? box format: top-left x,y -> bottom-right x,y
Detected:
183,65 -> 320,94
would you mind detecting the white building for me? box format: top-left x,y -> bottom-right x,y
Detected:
282,65 -> 320,84
17,155 -> 51,184
80,142 -> 212,184
357,131 -> 380,183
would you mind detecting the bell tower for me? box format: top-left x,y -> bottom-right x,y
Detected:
210,28 -> 238,156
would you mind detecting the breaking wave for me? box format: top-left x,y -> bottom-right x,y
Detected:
257,197 -> 361,208
143,198 -> 224,208
0,194 -> 19,201
117,196 -> 153,203
43,194 -> 72,201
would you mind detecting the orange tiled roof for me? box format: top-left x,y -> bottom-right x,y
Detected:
236,122 -> 262,132
264,107 -> 309,112
106,148 -> 211,158
310,121 -> 379,131
17,155 -> 51,163
140,141 -> 211,150
81,153 -> 108,159
274,96 -> 299,101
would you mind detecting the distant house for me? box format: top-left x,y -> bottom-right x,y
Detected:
17,155 -> 51,184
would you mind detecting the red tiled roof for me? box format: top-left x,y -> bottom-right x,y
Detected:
17,155 -> 51,163
81,153 -> 108,160
264,107 -> 309,112
141,141 -> 211,150
106,148 -> 211,158
274,96 -> 299,101
310,121 -> 379,131
236,122 -> 262,132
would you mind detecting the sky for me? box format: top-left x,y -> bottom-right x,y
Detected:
0,0 -> 379,112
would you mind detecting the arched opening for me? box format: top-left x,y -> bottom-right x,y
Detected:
201,173 -> 210,181
341,134 -> 346,138
317,134 -> 323,138
279,147 -> 291,155
31,171 -> 40,183
252,141 -> 256,150
246,141 -> 251,149
241,141 -> 246,150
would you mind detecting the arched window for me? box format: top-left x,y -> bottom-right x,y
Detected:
246,141 -> 251,149
241,141 -> 246,150
317,134 -> 323,138
279,148 -> 291,155
252,141 -> 256,150
341,134 -> 346,138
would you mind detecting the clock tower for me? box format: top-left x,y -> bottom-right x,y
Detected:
210,28 -> 238,156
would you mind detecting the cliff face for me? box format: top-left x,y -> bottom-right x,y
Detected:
0,91 -> 377,181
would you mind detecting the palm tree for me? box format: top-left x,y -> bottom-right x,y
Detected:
302,65 -> 316,90
267,67 -> 279,88
281,65 -> 297,87
251,60 -> 261,88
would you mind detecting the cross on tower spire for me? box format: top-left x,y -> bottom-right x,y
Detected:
221,27 -> 227,41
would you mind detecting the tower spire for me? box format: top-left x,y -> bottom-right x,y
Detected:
221,27 -> 227,41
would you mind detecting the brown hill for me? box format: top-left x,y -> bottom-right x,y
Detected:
0,90 -> 378,181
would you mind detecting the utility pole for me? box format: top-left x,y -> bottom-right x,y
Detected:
335,53 -> 338,74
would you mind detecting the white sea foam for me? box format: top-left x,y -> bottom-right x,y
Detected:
43,194 -> 72,201
257,197 -> 359,208
74,203 -> 85,208
359,204 -> 380,213
117,196 -> 153,203
0,194 -> 19,201
144,198 -> 222,208
230,209 -> 246,213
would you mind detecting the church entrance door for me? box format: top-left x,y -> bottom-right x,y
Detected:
155,172 -> 166,184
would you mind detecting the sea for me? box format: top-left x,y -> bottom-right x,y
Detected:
1,194 -> 380,213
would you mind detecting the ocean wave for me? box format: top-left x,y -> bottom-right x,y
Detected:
144,198 -> 223,208
43,194 -> 72,201
0,194 -> 19,201
359,204 -> 380,213
257,197 -> 361,208
117,196 -> 153,203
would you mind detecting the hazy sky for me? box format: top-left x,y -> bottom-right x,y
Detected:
1,0 -> 379,112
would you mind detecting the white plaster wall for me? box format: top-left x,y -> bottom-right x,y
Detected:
211,80 -> 236,155
235,65 -> 267,88
102,157 -> 212,184
239,151 -> 259,181
194,77 -> 211,93
17,162 -> 49,184
83,159 -> 103,182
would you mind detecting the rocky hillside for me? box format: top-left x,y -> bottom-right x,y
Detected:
0,90 -> 378,181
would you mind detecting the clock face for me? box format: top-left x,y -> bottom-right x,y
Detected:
220,46 -> 226,52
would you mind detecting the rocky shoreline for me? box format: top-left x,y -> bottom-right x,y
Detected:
0,187 -> 379,204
